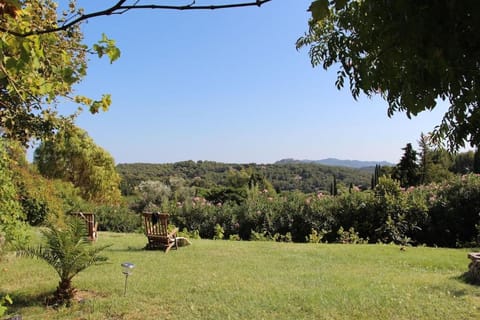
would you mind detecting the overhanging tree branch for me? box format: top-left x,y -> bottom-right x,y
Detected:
0,0 -> 273,37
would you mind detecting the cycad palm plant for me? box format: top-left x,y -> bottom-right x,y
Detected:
17,218 -> 111,305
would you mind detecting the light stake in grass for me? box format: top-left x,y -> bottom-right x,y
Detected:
121,262 -> 135,296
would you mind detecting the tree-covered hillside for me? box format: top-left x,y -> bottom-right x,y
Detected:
116,161 -> 373,195
275,158 -> 394,168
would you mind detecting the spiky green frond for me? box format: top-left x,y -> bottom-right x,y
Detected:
17,217 -> 111,294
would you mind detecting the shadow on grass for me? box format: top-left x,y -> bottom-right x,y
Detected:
105,246 -> 146,252
456,272 -> 480,286
0,290 -> 53,313
422,273 -> 479,299
1,290 -> 110,320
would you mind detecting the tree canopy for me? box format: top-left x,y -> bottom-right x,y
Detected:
116,160 -> 373,196
392,143 -> 419,188
34,124 -> 122,205
0,0 -> 120,144
297,0 -> 480,150
0,138 -> 27,245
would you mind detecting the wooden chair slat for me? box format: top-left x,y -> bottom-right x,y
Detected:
71,212 -> 98,241
143,212 -> 178,252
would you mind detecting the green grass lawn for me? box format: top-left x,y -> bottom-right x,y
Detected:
1,232 -> 479,319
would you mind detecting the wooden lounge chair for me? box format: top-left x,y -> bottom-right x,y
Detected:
143,212 -> 178,252
71,212 -> 98,241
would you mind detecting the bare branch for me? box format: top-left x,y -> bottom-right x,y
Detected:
0,0 -> 273,37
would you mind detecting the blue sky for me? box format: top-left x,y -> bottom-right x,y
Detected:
65,0 -> 449,164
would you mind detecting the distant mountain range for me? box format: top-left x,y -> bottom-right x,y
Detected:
275,158 -> 394,169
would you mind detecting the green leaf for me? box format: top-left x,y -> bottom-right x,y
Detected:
4,295 -> 12,305
87,94 -> 111,114
93,33 -> 121,64
105,44 -> 121,64
308,0 -> 330,21
92,43 -> 104,58
0,294 -> 13,317
74,95 -> 93,106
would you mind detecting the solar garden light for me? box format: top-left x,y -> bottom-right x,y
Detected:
121,262 -> 135,296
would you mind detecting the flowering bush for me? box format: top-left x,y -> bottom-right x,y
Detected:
426,174 -> 480,247
133,174 -> 480,248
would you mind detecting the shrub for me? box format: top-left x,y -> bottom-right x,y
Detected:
373,183 -> 429,244
250,230 -> 271,241
11,159 -> 90,227
326,190 -> 375,241
122,173 -> 480,248
273,232 -> 292,242
229,234 -> 241,241
178,228 -> 201,239
95,206 -> 142,233
172,199 -> 219,239
13,167 -> 64,226
336,227 -> 368,244
307,228 -> 326,243
426,174 -> 480,247
213,223 -> 224,240
273,191 -> 310,242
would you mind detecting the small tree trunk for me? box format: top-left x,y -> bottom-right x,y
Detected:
54,278 -> 76,305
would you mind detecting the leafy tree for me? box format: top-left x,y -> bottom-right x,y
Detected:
0,138 -> 27,246
451,151 -> 475,174
135,180 -> 171,212
117,161 -> 372,195
3,141 -> 73,226
34,124 -> 122,204
298,0 -> 480,150
17,218 -> 111,305
10,161 -> 89,226
204,186 -> 247,206
416,134 -> 452,184
428,149 -> 454,182
418,133 -> 432,184
0,0 -> 119,144
226,168 -> 251,188
168,176 -> 195,204
392,143 -> 419,188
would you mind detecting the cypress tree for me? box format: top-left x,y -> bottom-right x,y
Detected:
393,143 -> 420,187
332,175 -> 338,196
371,164 -> 380,189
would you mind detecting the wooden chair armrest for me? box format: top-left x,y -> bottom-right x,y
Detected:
168,227 -> 179,238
